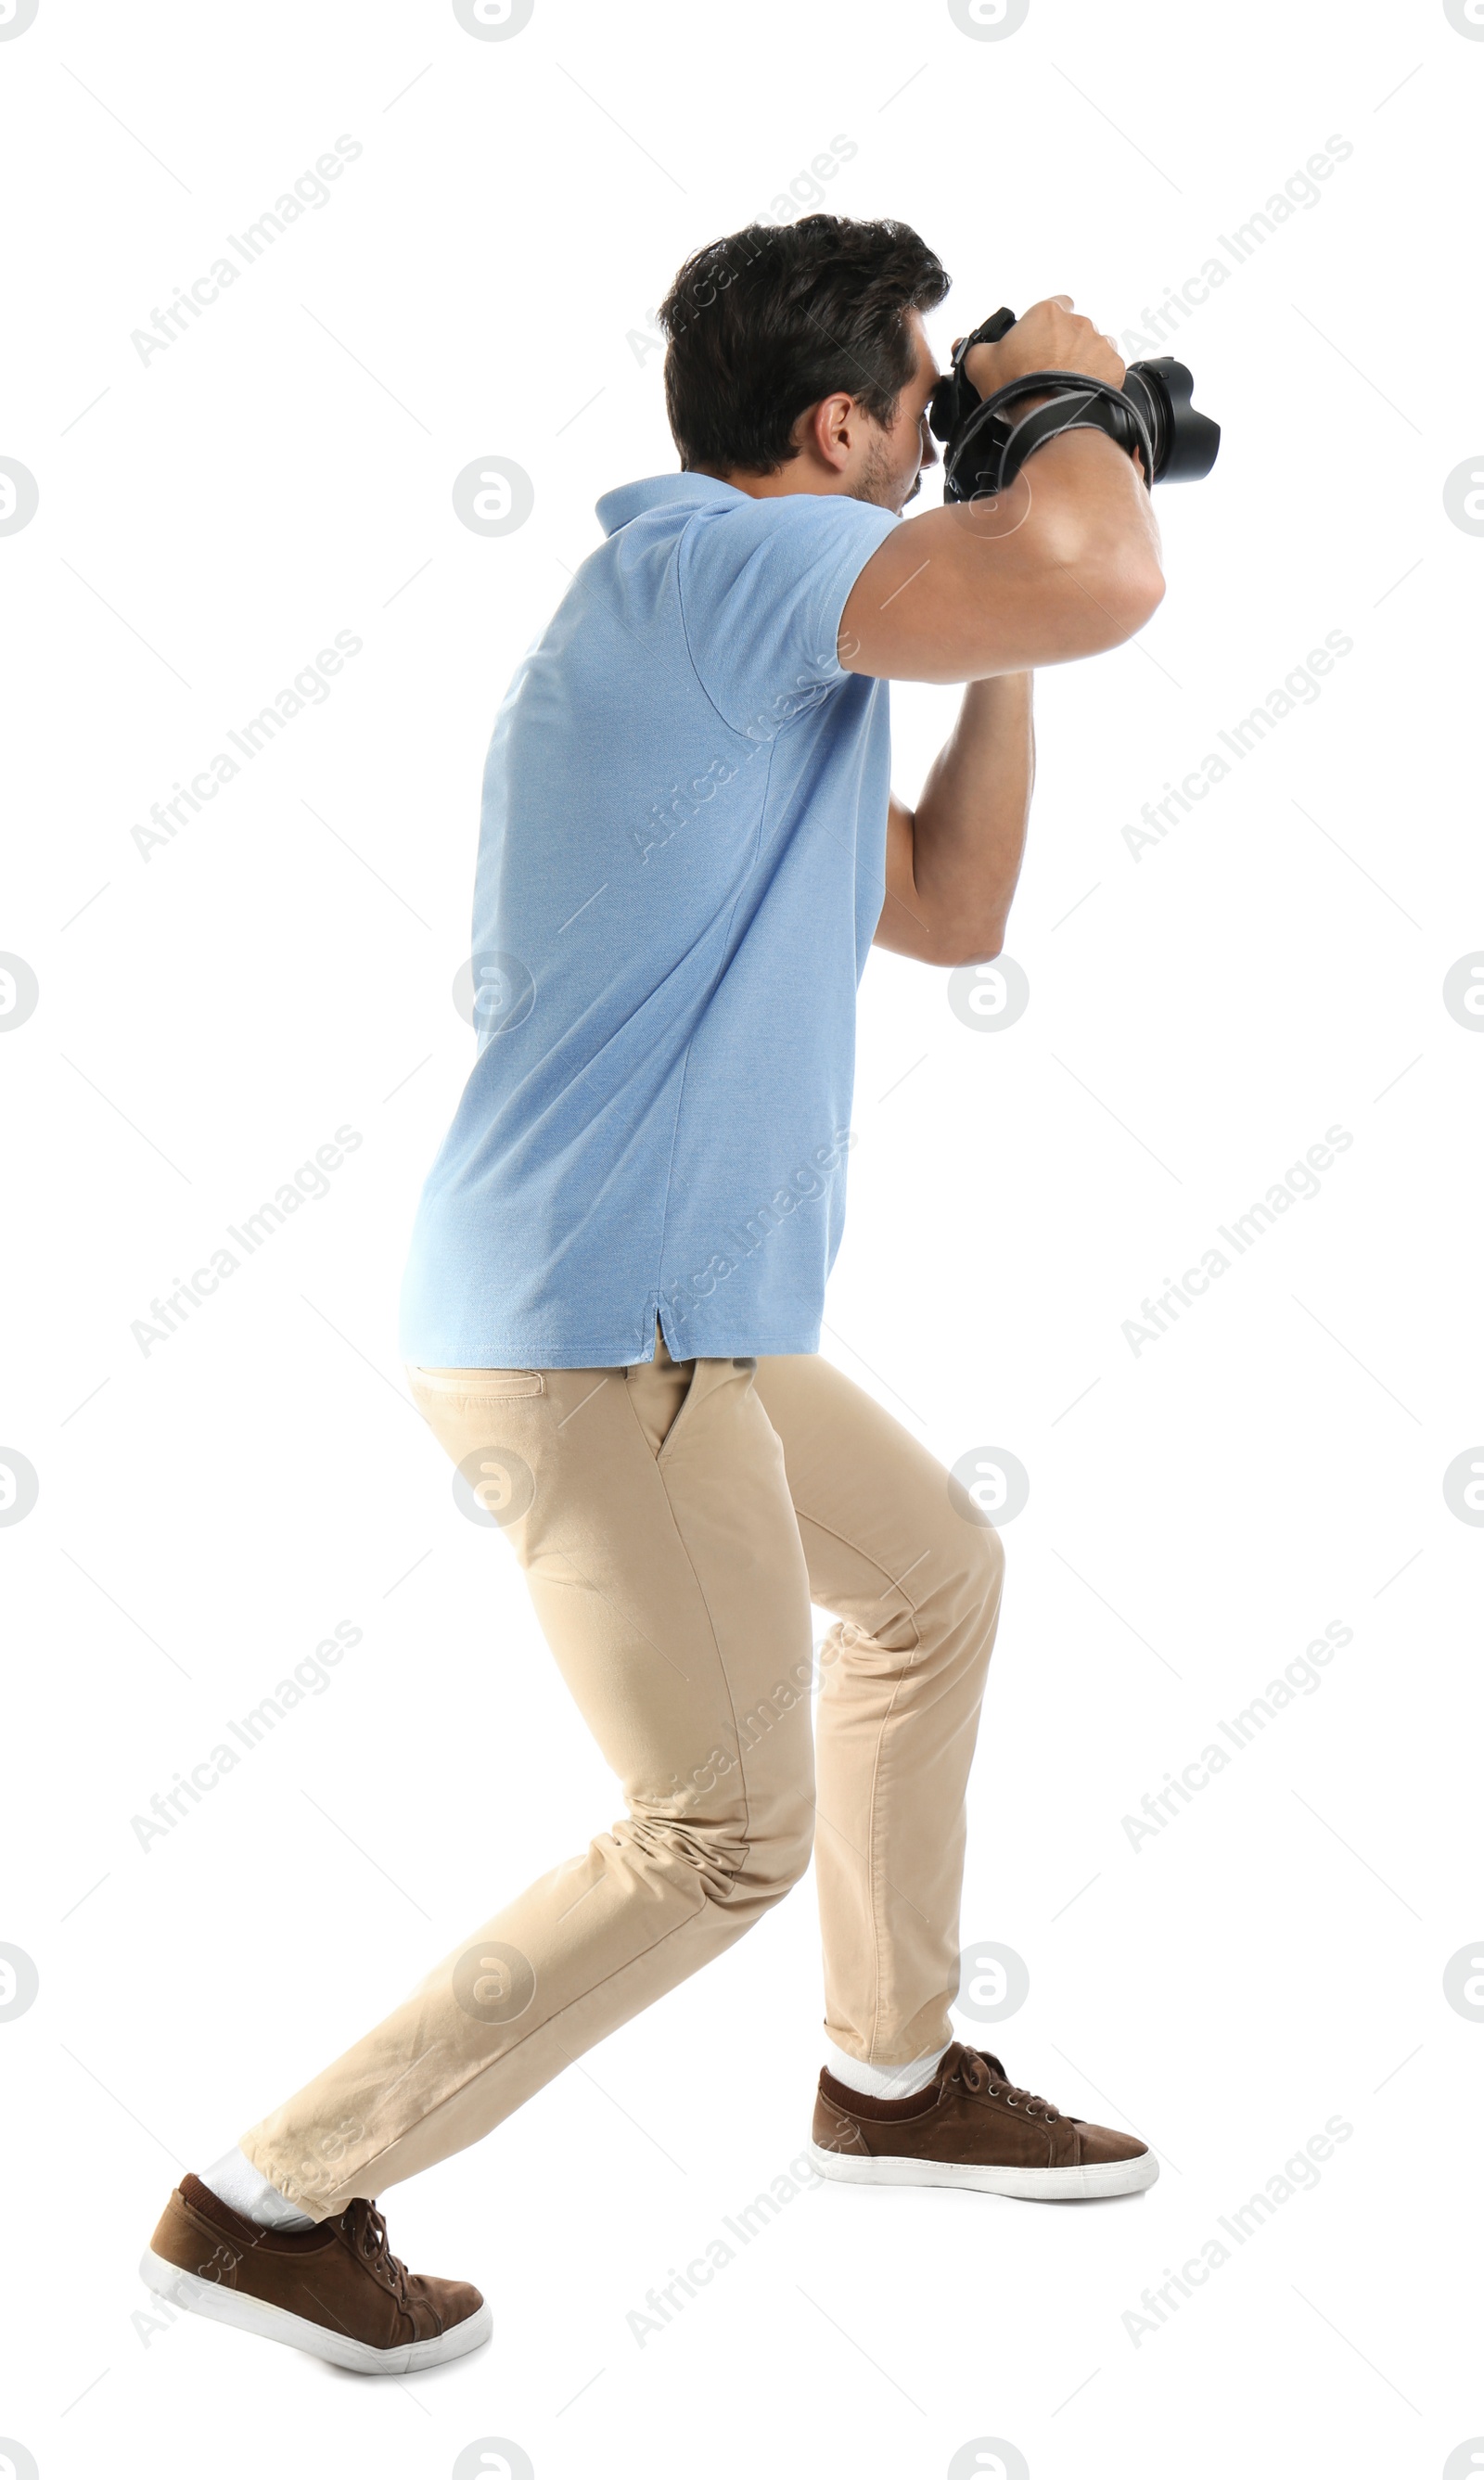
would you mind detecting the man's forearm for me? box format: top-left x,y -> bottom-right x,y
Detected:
875,674 -> 1033,965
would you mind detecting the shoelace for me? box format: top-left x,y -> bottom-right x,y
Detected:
956,2048 -> 1060,2122
342,2198 -> 415,2311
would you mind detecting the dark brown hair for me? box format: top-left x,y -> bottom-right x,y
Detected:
658,213 -> 950,477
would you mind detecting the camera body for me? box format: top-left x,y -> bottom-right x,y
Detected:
928,307 -> 1220,501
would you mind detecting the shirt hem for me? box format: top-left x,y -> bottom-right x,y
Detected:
403,1326 -> 821,1370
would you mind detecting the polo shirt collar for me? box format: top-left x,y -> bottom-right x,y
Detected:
595,472 -> 746,535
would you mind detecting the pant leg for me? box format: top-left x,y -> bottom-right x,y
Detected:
240,1332 -> 815,2218
751,1349 -> 1004,2070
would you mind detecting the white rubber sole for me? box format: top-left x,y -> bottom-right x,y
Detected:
807,2140 -> 1159,2201
138,2246 -> 493,2374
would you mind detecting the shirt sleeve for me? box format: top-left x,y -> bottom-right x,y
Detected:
675,491 -> 899,740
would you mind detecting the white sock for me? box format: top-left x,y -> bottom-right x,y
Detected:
202,2145 -> 316,2231
824,2039 -> 951,2101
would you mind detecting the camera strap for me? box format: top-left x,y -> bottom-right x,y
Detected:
941,369 -> 1156,503
928,307 -> 1017,445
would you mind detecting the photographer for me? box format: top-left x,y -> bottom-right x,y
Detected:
143,215 -> 1171,2373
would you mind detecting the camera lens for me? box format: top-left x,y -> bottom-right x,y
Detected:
1123,358 -> 1221,484
1120,368 -> 1167,479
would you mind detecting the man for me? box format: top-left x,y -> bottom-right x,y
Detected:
142,215 -> 1167,2372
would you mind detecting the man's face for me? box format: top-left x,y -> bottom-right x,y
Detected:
850,310 -> 940,513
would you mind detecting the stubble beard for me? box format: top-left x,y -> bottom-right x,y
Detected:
850,434 -> 918,513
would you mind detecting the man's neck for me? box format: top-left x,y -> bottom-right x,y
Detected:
688,458 -> 846,502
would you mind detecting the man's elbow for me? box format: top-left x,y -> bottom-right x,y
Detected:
1119,554 -> 1168,632
1081,549 -> 1166,649
940,923 -> 1005,968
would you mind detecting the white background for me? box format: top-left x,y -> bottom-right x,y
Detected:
3,1 -> 1481,2474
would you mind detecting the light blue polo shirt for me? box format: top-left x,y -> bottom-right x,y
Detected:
399,471 -> 899,1369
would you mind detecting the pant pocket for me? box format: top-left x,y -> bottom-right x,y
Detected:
627,1353 -> 696,1461
408,1366 -> 545,1400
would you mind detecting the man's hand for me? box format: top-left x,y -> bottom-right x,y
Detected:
959,295 -> 1125,402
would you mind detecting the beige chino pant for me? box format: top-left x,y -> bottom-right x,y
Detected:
242,1327 -> 1004,2218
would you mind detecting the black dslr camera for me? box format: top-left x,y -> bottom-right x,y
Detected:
928,306 -> 1221,501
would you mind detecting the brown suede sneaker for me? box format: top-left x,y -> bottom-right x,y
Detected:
811,2041 -> 1158,2201
140,2174 -> 492,2373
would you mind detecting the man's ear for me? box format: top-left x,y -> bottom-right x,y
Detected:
811,391 -> 857,471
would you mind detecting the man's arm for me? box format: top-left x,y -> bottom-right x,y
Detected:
875,673 -> 1032,966
841,427 -> 1163,683
838,297 -> 1165,685
853,297 -> 1161,964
